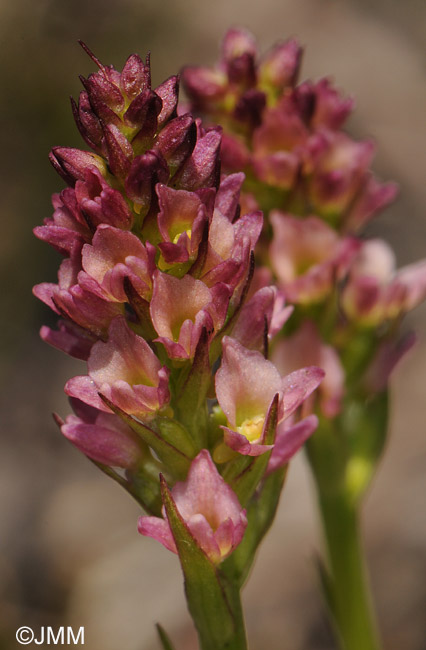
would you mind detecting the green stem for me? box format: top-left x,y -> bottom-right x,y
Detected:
318,491 -> 380,650
197,579 -> 248,650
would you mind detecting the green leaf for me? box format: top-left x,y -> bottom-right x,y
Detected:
222,466 -> 287,587
160,476 -> 235,650
156,623 -> 176,650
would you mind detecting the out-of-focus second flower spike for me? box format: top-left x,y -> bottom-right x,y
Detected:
258,38 -> 303,100
138,450 -> 247,564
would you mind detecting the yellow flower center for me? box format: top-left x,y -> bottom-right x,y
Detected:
172,229 -> 192,244
236,415 -> 265,443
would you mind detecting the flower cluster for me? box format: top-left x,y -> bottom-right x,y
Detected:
182,28 -> 397,231
34,44 -> 324,565
183,28 -> 426,427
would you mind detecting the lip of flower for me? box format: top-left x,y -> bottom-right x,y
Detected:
65,316 -> 170,417
138,449 -> 248,563
215,337 -> 324,456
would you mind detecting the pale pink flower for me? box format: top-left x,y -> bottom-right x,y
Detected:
138,450 -> 247,563
215,337 -> 324,456
65,316 -> 170,418
270,212 -> 358,304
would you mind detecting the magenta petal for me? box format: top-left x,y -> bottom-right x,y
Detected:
215,172 -> 245,220
281,367 -> 325,419
138,516 -> 177,554
267,415 -> 319,474
65,375 -> 110,412
61,414 -> 143,468
40,322 -> 94,360
186,514 -> 221,563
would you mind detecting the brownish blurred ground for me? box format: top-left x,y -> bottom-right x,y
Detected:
0,1 -> 425,648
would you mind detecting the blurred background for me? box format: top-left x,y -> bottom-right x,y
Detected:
0,0 -> 425,648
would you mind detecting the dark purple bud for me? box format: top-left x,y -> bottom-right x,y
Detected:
124,89 -> 162,137
292,84 -> 317,125
120,53 -> 149,99
155,75 -> 180,125
233,89 -> 266,128
227,53 -> 256,87
49,147 -> 107,186
71,92 -> 104,153
82,88 -> 123,130
99,186 -> 133,229
125,150 -> 169,212
83,71 -> 125,112
221,28 -> 257,86
102,124 -> 133,180
173,127 -> 222,191
156,114 -> 197,173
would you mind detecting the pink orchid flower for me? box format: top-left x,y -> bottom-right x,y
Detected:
270,212 -> 358,304
215,337 -> 324,456
342,239 -> 426,326
150,271 -> 230,359
65,316 -> 170,418
138,450 -> 247,563
81,224 -> 156,302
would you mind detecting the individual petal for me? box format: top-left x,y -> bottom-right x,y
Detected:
281,367 -> 325,419
258,38 -> 302,93
137,516 -> 177,554
231,286 -> 291,351
62,411 -> 144,468
266,415 -> 319,474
